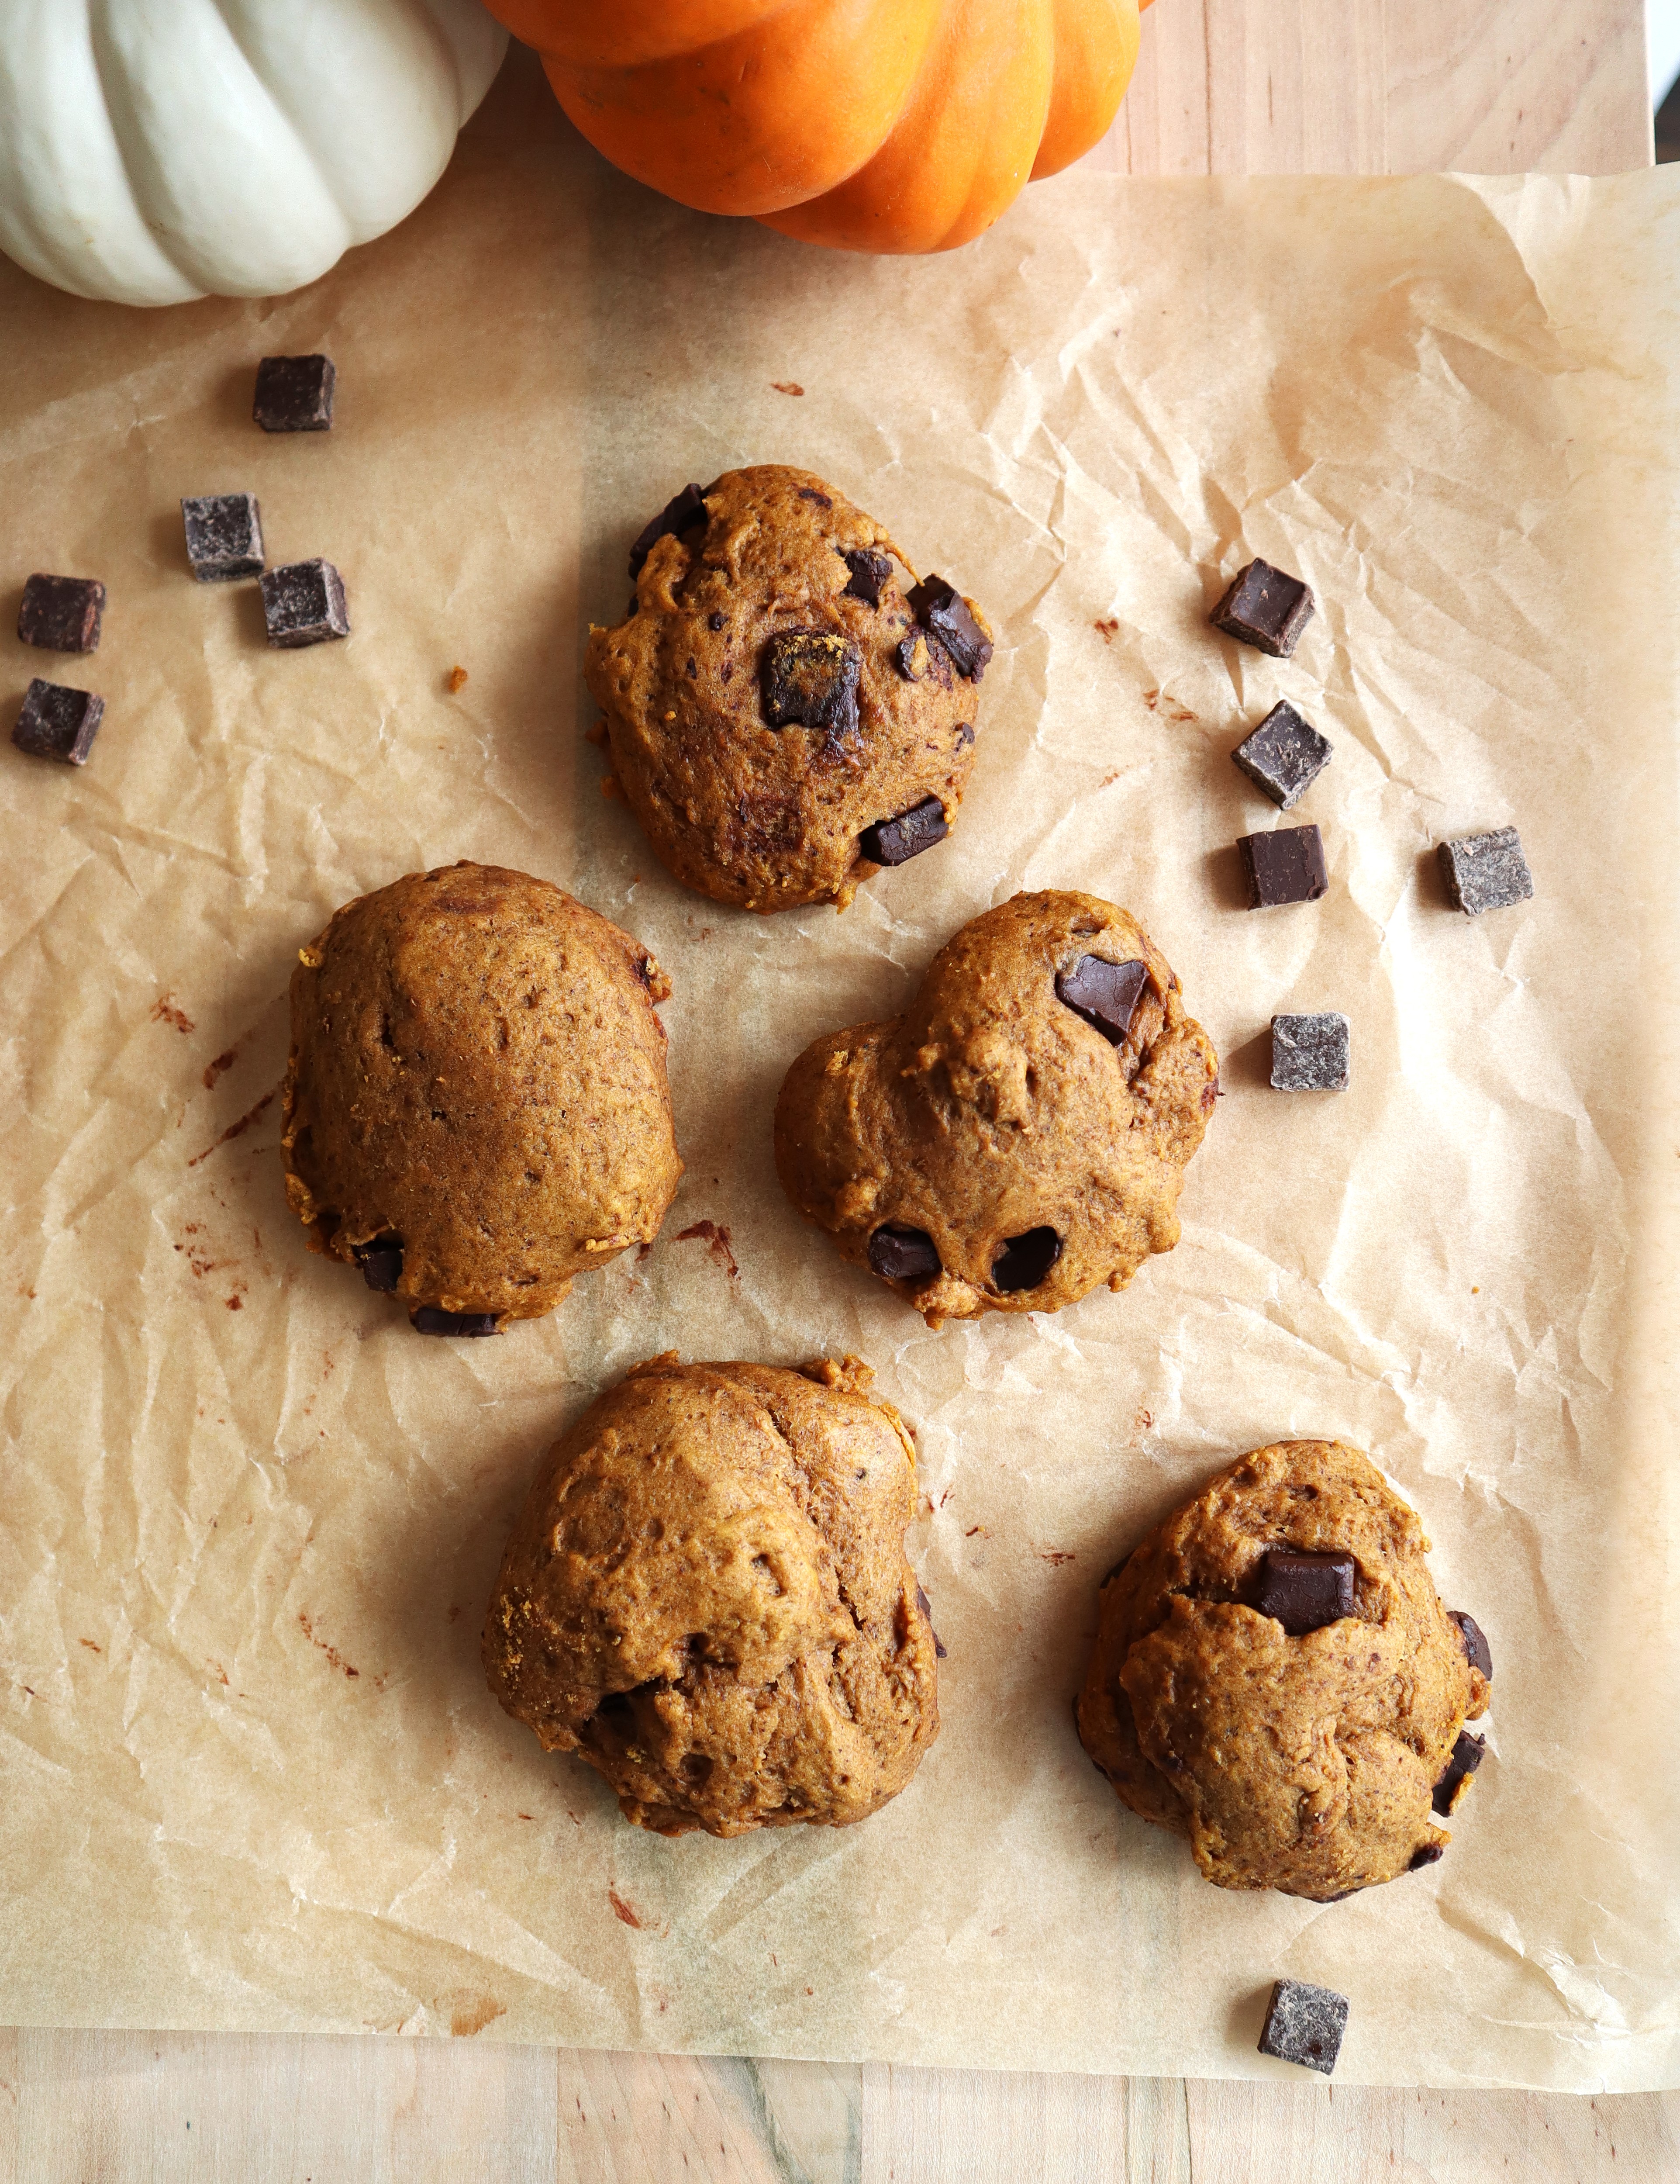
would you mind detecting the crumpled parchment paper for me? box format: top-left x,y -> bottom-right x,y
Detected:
1,52 -> 1676,2090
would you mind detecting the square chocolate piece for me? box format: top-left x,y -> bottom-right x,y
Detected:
760,628 -> 859,734
182,493 -> 265,582
1270,1013 -> 1349,1092
1211,558 -> 1316,657
1438,827 -> 1532,916
841,547 -> 892,605
12,677 -> 104,765
1257,1548 -> 1356,1635
1232,701 -> 1332,809
906,574 -> 992,680
411,1307 -> 500,1337
1258,1980 -> 1349,2075
18,573 -> 106,653
859,795 -> 948,867
259,559 -> 350,648
1431,1728 -> 1487,1816
1238,823 -> 1328,908
253,353 -> 335,432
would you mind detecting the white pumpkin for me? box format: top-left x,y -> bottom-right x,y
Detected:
0,0 -> 508,306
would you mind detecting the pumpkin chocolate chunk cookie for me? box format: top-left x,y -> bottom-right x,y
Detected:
1076,1441 -> 1494,1899
584,465 -> 992,912
483,1354 -> 940,1836
773,891 -> 1218,1324
281,862 -> 682,1333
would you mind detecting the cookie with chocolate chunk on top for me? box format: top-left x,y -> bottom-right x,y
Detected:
1076,1440 -> 1493,1898
585,465 -> 991,912
773,891 -> 1217,1325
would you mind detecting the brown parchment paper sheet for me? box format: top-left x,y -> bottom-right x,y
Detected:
1,55 -> 1677,2090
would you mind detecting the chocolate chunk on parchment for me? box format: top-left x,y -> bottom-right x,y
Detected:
1055,955 -> 1148,1045
842,547 -> 892,605
1270,1012 -> 1349,1092
1258,1980 -> 1348,2075
859,795 -> 948,867
11,677 -> 103,765
1449,1610 -> 1493,1681
760,629 -> 860,734
411,1306 -> 501,1337
259,559 -> 350,648
628,482 -> 707,579
352,1236 -> 404,1294
1232,700 -> 1332,809
1239,823 -> 1328,908
907,575 -> 992,680
253,353 -> 336,432
182,493 -> 265,582
18,574 -> 105,654
1256,1548 -> 1356,1635
992,1227 -> 1062,1293
1438,827 -> 1532,916
1211,558 -> 1316,657
869,1226 -> 941,1282
1431,1729 -> 1486,1816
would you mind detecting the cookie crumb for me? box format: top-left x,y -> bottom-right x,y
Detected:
446,665 -> 468,693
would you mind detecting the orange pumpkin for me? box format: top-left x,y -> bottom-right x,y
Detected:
487,0 -> 1150,252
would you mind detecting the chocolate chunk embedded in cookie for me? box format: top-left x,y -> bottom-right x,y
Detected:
483,1353 -> 940,1836
281,862 -> 682,1329
585,465 -> 991,912
1076,1441 -> 1493,1899
773,891 -> 1218,1324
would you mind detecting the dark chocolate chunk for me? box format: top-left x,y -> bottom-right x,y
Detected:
841,547 -> 892,605
859,796 -> 948,867
259,559 -> 350,648
868,1225 -> 941,1283
1239,823 -> 1328,908
253,353 -> 335,432
1256,1548 -> 1356,1635
628,482 -> 707,579
1232,700 -> 1332,809
410,1306 -> 500,1337
1055,955 -> 1148,1045
1438,827 -> 1532,916
1211,558 -> 1316,657
955,723 -> 974,749
906,574 -> 992,680
992,1227 -> 1062,1293
11,677 -> 103,765
914,1583 -> 947,1658
894,631 -> 932,681
1257,1979 -> 1348,2075
707,611 -> 726,631
18,573 -> 105,654
1449,1610 -> 1493,1682
181,492 -> 265,582
1270,1012 -> 1349,1092
1431,1729 -> 1486,1816
1409,1842 -> 1445,1870
759,628 -> 859,735
352,1237 -> 404,1294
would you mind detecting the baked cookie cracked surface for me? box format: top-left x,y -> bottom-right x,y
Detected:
584,465 -> 992,912
281,862 -> 682,1332
1076,1441 -> 1494,1899
773,890 -> 1218,1323
483,1354 -> 940,1836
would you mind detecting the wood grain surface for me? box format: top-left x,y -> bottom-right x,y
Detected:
0,5 -> 1660,2180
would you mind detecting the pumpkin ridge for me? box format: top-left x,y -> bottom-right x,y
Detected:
83,0 -> 207,294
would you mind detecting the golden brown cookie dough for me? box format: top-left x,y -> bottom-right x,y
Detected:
1076,1441 -> 1494,1899
773,890 -> 1218,1324
281,862 -> 682,1330
584,465 -> 992,913
483,1354 -> 940,1837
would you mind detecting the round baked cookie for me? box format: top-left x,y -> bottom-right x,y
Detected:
281,862 -> 682,1333
583,464 -> 993,912
1076,1441 -> 1494,1899
483,1354 -> 941,1837
773,890 -> 1218,1324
